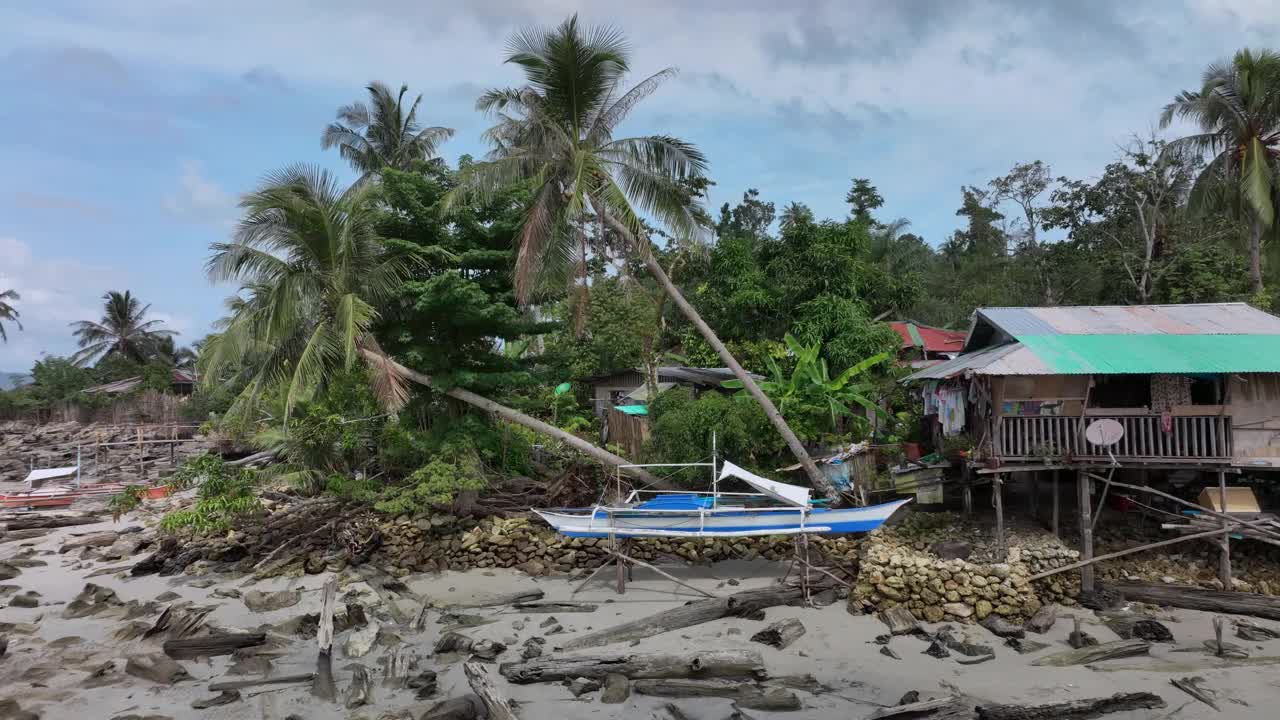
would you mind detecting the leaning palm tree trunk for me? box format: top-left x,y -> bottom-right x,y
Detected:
361,349 -> 667,490
599,214 -> 836,502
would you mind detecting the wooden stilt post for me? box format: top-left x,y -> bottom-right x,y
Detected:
1051,469 -> 1060,538
962,465 -> 973,516
1078,470 -> 1094,593
994,474 -> 1005,551
1218,470 -> 1232,590
137,428 -> 144,480
1029,469 -> 1040,521
613,534 -> 625,595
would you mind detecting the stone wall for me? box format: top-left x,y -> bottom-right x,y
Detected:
848,513 -> 1080,623
373,514 -> 862,577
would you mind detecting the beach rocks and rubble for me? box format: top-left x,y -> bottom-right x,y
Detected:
0,420 -> 213,485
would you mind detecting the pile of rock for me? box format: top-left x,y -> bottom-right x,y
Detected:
848,512 -> 1080,623
1096,540 -> 1280,595
371,514 -> 863,577
0,420 -> 212,484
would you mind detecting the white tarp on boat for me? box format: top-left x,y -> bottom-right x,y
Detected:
719,460 -> 809,507
23,466 -> 78,486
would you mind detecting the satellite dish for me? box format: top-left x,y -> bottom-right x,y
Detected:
1085,418 -> 1125,447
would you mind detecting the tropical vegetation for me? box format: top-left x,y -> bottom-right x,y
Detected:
2,23 -> 1279,518
0,289 -> 19,342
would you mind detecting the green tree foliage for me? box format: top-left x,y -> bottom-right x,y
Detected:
70,290 -> 177,366
373,166 -> 552,393
846,178 -> 884,222
321,82 -> 454,181
1162,48 -> 1280,294
0,289 -> 20,342
645,387 -> 780,484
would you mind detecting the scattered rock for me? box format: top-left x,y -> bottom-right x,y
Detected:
899,691 -> 921,705
1236,620 -> 1280,642
346,621 -> 381,658
407,669 -> 438,699
1025,605 -> 1057,634
63,583 -> 123,619
942,602 -> 973,619
601,672 -> 630,703
539,616 -> 560,629
1129,619 -> 1174,643
932,541 -> 972,560
0,699 -> 39,720
567,677 -> 602,697
1004,637 -> 1050,654
8,592 -> 39,608
981,615 -> 1025,639
154,591 -> 182,603
923,639 -> 950,659
243,589 -> 301,613
212,588 -> 242,600
191,690 -> 240,709
125,653 -> 189,685
879,646 -> 900,660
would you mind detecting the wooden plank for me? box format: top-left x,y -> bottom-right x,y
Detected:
1078,471 -> 1094,593
209,673 -> 314,692
162,633 -> 265,659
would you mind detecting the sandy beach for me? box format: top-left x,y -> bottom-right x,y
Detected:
3,516 -> 1280,719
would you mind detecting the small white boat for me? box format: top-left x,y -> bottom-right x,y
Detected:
534,461 -> 912,539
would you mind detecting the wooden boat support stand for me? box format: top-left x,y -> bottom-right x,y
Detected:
535,452 -> 910,599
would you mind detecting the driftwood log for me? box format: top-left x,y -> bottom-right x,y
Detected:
312,577 -> 337,702
464,661 -> 518,720
209,672 -> 314,692
420,695 -> 485,720
511,601 -> 597,613
867,696 -> 969,719
1103,582 -> 1280,621
632,679 -> 801,711
451,589 -> 545,608
561,585 -> 809,651
163,632 -> 265,659
500,649 -> 766,684
750,618 -> 806,650
1,513 -> 100,531
653,703 -> 693,720
975,691 -> 1165,719
1030,640 -> 1150,667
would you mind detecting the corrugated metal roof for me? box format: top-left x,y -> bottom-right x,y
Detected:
1018,334 -> 1280,374
890,321 -> 965,352
905,344 -> 1042,380
977,303 -> 1280,337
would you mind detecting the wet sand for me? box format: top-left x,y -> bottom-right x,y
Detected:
3,518 -> 1280,719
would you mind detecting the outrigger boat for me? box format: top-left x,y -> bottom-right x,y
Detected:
535,460 -> 911,539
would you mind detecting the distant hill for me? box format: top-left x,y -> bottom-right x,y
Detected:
0,371 -> 30,391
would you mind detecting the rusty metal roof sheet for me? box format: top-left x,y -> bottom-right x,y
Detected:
905,343 -> 1051,380
976,303 -> 1280,337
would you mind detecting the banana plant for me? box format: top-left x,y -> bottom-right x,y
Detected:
722,334 -> 891,440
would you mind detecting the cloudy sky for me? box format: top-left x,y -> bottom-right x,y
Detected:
1,0 -> 1276,370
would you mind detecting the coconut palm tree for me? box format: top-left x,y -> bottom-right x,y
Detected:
202,164 -> 661,486
70,290 -> 176,366
0,289 -> 20,342
321,82 -> 455,183
448,15 -> 833,499
1161,48 -> 1280,294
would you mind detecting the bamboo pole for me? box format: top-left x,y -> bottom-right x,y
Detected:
1085,473 -> 1280,543
1051,469 -> 1060,537
1029,526 -> 1236,581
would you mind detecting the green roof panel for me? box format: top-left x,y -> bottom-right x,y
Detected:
1017,334 -> 1280,374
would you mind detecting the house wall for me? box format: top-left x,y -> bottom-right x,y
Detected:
1227,373 -> 1280,465
590,371 -> 647,418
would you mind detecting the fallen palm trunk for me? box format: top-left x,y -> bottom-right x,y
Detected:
163,632 -> 265,659
975,691 -> 1165,719
1102,582 -> 1280,621
500,649 -> 766,684
209,673 -> 315,692
561,585 -> 809,651
1030,640 -> 1150,667
364,350 -> 665,488
632,679 -> 801,711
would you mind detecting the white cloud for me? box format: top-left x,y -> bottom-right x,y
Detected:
162,159 -> 235,224
0,237 -> 129,370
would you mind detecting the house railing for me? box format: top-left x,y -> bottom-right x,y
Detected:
997,414 -> 1232,462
